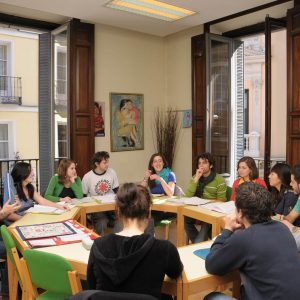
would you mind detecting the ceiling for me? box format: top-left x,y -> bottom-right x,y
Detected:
0,0 -> 291,36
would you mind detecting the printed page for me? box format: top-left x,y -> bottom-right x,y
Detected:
26,205 -> 64,214
202,201 -> 235,214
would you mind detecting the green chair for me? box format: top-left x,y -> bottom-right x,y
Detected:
226,186 -> 232,201
1,225 -> 26,300
22,249 -> 82,300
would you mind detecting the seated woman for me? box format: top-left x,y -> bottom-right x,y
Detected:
87,183 -> 183,299
231,156 -> 267,200
141,153 -> 176,226
3,162 -> 67,222
141,153 -> 176,197
269,163 -> 300,225
45,159 -> 83,202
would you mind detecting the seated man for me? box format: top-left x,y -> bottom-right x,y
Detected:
185,152 -> 226,243
205,182 -> 300,300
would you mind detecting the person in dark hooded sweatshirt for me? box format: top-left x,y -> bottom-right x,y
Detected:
87,183 -> 183,299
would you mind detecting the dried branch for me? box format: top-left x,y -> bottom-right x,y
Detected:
153,107 -> 180,168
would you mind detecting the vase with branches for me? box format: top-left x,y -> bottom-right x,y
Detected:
152,107 -> 180,169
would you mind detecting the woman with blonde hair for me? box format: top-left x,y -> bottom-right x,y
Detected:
45,159 -> 83,202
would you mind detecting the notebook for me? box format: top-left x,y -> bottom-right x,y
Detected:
3,173 -> 17,204
193,248 -> 211,260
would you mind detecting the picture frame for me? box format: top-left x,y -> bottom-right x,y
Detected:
110,93 -> 144,152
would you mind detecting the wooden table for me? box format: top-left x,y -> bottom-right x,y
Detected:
76,201 -> 115,227
9,210 -> 241,300
178,241 -> 240,299
77,198 -> 186,246
151,201 -> 185,247
180,205 -> 226,244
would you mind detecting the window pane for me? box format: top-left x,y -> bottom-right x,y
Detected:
0,142 -> 8,159
0,124 -> 8,140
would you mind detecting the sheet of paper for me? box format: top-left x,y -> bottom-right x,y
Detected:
28,238 -> 56,247
26,205 -> 64,214
91,194 -> 116,203
172,197 -> 211,205
202,201 -> 235,214
59,233 -> 86,242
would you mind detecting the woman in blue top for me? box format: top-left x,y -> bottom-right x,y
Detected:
4,162 -> 68,222
141,153 -> 176,197
269,163 -> 300,226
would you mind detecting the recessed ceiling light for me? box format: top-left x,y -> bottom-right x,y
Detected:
105,0 -> 196,22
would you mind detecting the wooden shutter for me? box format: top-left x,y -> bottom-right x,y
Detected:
39,33 -> 54,193
191,34 -> 206,170
69,20 -> 95,178
287,6 -> 300,165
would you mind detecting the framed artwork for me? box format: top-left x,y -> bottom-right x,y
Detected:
182,110 -> 192,128
94,101 -> 105,137
110,93 -> 144,151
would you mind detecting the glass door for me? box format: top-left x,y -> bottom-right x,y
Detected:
52,24 -> 70,169
206,34 -> 244,182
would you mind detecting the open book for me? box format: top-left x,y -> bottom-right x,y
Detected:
202,201 -> 235,214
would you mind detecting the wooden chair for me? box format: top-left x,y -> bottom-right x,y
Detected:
21,249 -> 82,300
1,225 -> 27,300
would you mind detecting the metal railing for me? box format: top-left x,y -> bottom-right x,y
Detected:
0,75 -> 22,105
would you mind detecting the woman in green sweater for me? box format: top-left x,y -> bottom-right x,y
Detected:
45,159 -> 83,202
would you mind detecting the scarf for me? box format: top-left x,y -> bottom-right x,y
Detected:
195,171 -> 217,198
155,167 -> 171,185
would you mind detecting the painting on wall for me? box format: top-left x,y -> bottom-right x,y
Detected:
94,101 -> 105,137
182,110 -> 192,128
110,93 -> 144,152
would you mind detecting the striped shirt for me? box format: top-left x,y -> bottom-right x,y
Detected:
185,173 -> 227,201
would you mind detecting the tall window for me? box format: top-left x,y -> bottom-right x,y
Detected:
0,44 -> 8,93
56,51 -> 67,99
57,123 -> 67,158
0,123 -> 8,159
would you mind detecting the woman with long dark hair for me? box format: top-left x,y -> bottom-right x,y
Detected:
269,163 -> 300,225
141,153 -> 176,197
3,162 -> 67,222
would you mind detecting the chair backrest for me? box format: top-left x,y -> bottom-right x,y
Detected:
226,186 -> 232,201
174,185 -> 185,197
68,290 -> 157,300
0,224 -> 23,281
23,249 -> 78,296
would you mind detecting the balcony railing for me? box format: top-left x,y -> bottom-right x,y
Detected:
0,75 -> 22,105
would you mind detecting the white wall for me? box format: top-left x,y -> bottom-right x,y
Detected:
94,24 -> 165,184
165,26 -> 203,190
93,24 -> 203,189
